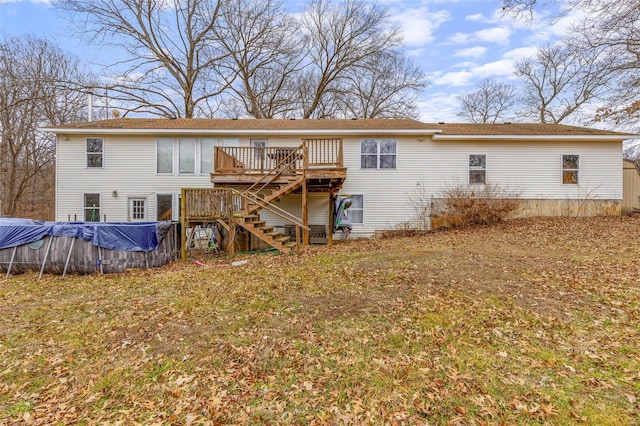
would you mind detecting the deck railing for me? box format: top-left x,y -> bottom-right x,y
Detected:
214,146 -> 305,174
213,139 -> 343,174
181,188 -> 244,221
303,138 -> 343,168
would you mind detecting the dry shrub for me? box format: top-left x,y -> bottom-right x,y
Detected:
432,184 -> 521,229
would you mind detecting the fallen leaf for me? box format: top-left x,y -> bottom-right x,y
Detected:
175,375 -> 196,386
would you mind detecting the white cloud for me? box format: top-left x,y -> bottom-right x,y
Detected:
449,32 -> 470,44
417,91 -> 461,122
466,13 -> 486,22
453,46 -> 487,59
391,6 -> 450,46
0,0 -> 51,3
451,61 -> 478,69
473,59 -> 516,78
503,46 -> 539,61
475,27 -> 511,45
431,70 -> 474,87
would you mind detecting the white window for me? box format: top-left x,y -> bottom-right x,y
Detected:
84,193 -> 100,222
347,194 -> 364,224
361,139 -> 396,169
251,139 -> 267,162
86,138 -> 103,168
157,138 -> 173,174
129,198 -> 146,221
179,138 -> 196,174
562,154 -> 579,184
200,138 -> 217,174
469,154 -> 486,184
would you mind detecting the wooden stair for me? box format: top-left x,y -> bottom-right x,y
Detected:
220,154 -> 308,255
236,214 -> 297,254
247,175 -> 305,215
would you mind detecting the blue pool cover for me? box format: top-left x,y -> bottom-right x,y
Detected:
0,218 -> 171,252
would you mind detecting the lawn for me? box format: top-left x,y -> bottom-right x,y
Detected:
1,216 -> 639,425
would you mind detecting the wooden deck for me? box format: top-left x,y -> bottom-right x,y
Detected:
182,139 -> 346,257
211,138 -> 346,189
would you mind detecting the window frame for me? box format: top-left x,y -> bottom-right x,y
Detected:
360,139 -> 397,169
346,194 -> 364,225
468,153 -> 487,185
562,154 -> 580,185
128,197 -> 147,221
156,138 -> 174,174
83,192 -> 101,222
178,138 -> 196,174
86,137 -> 104,168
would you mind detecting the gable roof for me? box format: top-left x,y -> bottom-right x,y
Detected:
43,118 -> 635,140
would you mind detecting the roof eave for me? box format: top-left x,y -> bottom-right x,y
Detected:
432,134 -> 633,142
41,127 -> 443,136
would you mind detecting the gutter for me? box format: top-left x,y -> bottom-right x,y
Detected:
40,127 -> 443,137
432,134 -> 633,142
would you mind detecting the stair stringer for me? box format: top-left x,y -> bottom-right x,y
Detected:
234,214 -> 296,254
247,174 -> 305,216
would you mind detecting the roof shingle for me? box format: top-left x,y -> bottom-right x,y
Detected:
45,118 -> 634,137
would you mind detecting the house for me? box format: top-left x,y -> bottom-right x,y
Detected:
45,118 -> 632,254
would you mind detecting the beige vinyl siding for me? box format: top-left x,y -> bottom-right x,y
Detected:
56,132 -> 622,236
338,137 -> 622,237
56,134 -> 215,222
421,140 -> 621,199
339,136 -> 424,236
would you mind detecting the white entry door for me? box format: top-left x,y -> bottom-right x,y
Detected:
129,198 -> 146,221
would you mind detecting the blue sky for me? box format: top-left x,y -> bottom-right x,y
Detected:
0,0 -> 571,122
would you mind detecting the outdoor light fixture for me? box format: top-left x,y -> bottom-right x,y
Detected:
112,191 -> 118,198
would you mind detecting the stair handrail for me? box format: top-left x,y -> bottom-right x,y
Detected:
244,144 -> 304,195
231,188 -> 309,231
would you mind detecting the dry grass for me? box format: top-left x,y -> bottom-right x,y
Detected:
1,216 -> 640,425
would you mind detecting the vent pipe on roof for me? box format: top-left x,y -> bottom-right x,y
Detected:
87,92 -> 93,122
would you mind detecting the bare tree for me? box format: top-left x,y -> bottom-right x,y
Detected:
574,1 -> 640,127
215,0 -> 304,118
502,0 -> 640,128
456,78 -> 517,124
340,51 -> 427,119
500,0 -> 584,19
297,0 -> 404,119
57,0 -> 426,120
0,37 -> 89,218
514,42 -> 614,123
57,0 -> 232,118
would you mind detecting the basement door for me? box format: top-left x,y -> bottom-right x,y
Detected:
128,197 -> 147,221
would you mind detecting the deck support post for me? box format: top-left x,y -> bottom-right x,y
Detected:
180,188 -> 187,261
302,177 -> 309,245
328,192 -> 334,247
228,217 -> 236,257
